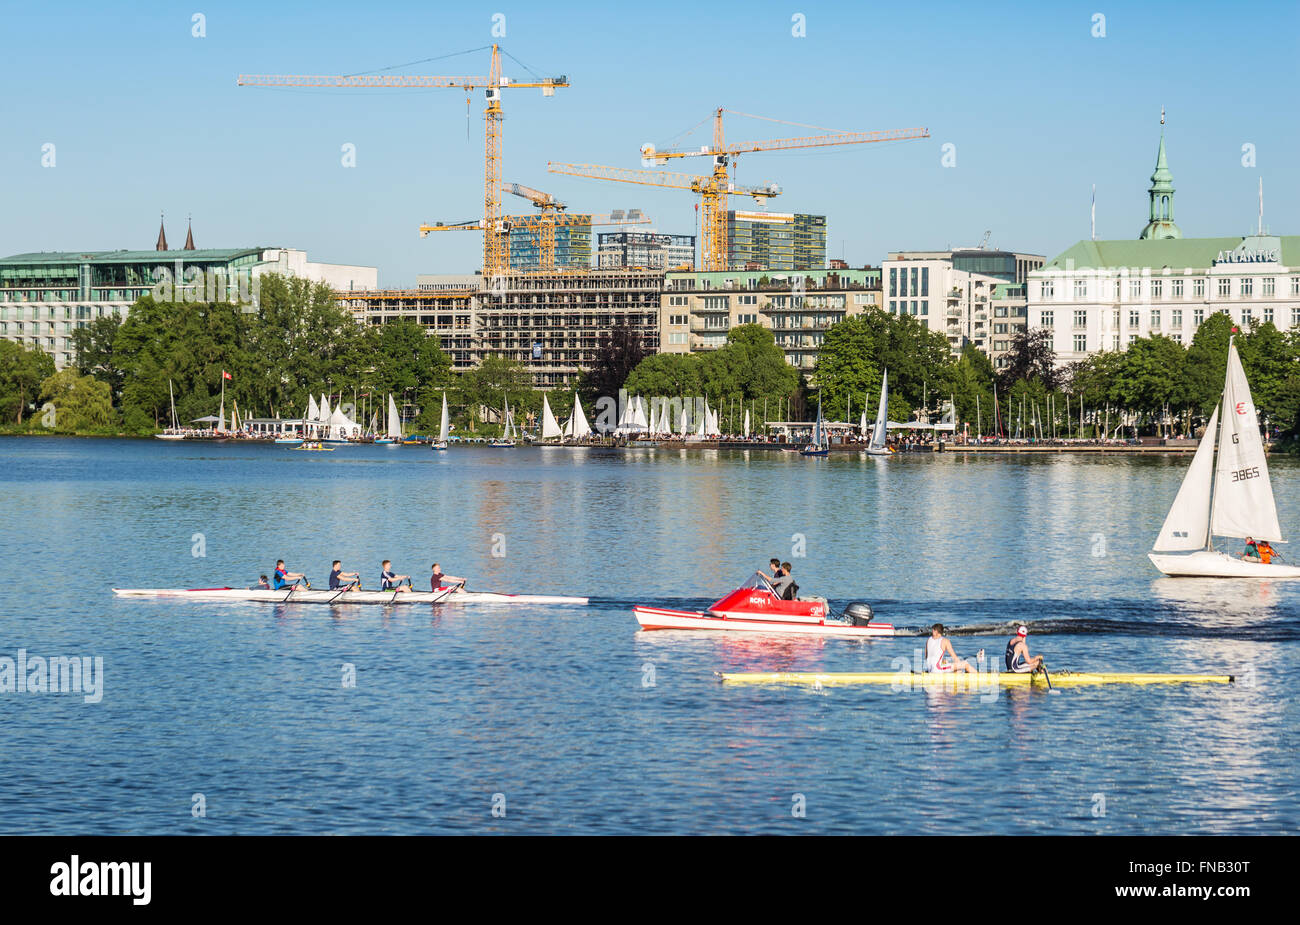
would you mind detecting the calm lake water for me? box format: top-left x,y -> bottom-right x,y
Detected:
1,437 -> 1297,834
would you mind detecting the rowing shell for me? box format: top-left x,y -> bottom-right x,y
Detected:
112,587 -> 588,606
719,671 -> 1233,687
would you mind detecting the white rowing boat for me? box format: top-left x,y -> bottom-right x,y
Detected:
113,587 -> 588,605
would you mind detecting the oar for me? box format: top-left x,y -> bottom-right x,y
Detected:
328,579 -> 360,605
1038,659 -> 1054,691
429,580 -> 466,605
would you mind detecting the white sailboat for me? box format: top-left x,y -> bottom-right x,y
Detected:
432,392 -> 450,450
801,399 -> 829,456
743,408 -> 750,439
375,394 -> 402,445
866,369 -> 891,456
1149,338 -> 1300,577
565,393 -> 592,441
489,397 -> 516,448
156,379 -> 186,439
541,394 -> 563,441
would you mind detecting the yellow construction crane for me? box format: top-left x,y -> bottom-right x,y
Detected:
420,183 -> 651,272
502,182 -> 650,271
237,44 -> 568,276
550,109 -> 929,271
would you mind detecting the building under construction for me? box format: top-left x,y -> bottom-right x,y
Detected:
338,269 -> 661,388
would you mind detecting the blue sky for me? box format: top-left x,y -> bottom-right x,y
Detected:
4,0 -> 1298,285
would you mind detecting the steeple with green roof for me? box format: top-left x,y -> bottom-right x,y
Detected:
1139,115 -> 1181,240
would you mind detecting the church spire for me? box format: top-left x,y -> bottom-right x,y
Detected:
1139,112 -> 1181,240
183,214 -> 195,251
155,212 -> 169,251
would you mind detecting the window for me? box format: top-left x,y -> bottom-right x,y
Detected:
1112,309 -> 1120,327
920,300 -> 928,316
1129,309 -> 1140,328
668,332 -> 686,345
1130,279 -> 1141,300
1074,334 -> 1087,352
668,314 -> 688,325
1264,306 -> 1274,324
1073,310 -> 1086,328
888,300 -> 896,313
1241,278 -> 1253,297
995,306 -> 1008,317
1152,279 -> 1163,300
1172,278 -> 1184,298
1263,277 -> 1275,296
1041,310 -> 1054,329
1041,279 -> 1055,299
911,300 -> 919,315
1151,309 -> 1161,329
669,296 -> 688,306
852,293 -> 874,305
1074,279 -> 1086,299
1194,278 -> 1206,298
889,268 -> 897,297
1218,278 -> 1230,297
1111,334 -> 1120,350
1292,276 -> 1300,296
994,323 -> 1008,334
1171,309 -> 1182,327
1129,333 -> 1138,344
1193,308 -> 1205,325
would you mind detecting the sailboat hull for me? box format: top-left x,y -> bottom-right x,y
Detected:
1148,550 -> 1300,578
864,447 -> 891,457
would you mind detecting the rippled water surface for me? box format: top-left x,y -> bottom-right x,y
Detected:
1,437 -> 1297,834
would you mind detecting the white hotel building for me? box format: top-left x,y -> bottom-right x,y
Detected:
1028,133 -> 1300,364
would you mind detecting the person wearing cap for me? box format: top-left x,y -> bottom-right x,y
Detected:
1005,626 -> 1044,674
925,623 -> 981,673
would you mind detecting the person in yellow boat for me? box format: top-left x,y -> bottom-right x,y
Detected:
1005,626 -> 1044,673
926,624 -> 980,673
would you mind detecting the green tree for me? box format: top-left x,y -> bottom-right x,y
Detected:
0,340 -> 57,424
71,314 -> 125,401
624,352 -> 703,397
39,367 -> 115,431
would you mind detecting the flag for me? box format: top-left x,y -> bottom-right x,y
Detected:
222,370 -> 232,380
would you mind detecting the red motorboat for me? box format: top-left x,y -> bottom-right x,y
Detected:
634,572 -> 894,637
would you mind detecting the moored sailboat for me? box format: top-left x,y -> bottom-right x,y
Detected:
865,369 -> 892,456
432,392 -> 451,449
1149,337 -> 1300,577
800,398 -> 829,456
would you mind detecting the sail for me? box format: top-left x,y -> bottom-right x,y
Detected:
438,392 -> 450,442
648,401 -> 658,435
541,394 -> 562,439
859,409 -> 867,438
812,400 -> 823,447
743,408 -> 750,439
695,402 -> 706,437
632,396 -> 648,431
1153,404 -> 1218,552
306,394 -> 318,423
678,403 -> 689,435
386,394 -> 401,439
870,370 -> 889,450
230,401 -> 239,432
168,379 -> 179,429
1211,339 -> 1283,541
328,403 -> 356,440
570,394 -> 591,439
501,398 -> 513,440
320,395 -> 331,425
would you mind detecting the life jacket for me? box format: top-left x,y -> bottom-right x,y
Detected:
1259,543 -> 1274,564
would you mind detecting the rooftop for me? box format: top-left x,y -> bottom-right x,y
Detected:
0,248 -> 267,265
1038,235 -> 1298,272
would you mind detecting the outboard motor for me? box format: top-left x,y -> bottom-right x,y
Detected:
844,601 -> 876,627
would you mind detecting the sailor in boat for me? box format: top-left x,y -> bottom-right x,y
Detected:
1241,537 -> 1275,564
273,560 -> 309,590
926,624 -> 980,673
329,560 -> 362,592
431,563 -> 466,592
249,575 -> 271,590
1004,625 -> 1044,674
380,560 -> 412,592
